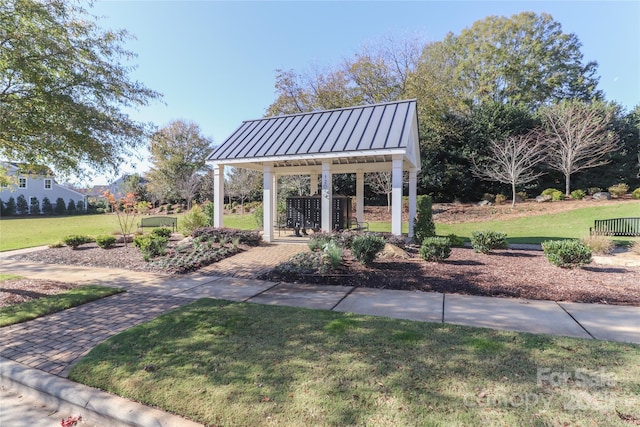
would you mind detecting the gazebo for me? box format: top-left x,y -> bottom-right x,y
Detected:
206,99 -> 421,242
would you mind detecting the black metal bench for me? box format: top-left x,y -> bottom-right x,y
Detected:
351,219 -> 369,232
590,218 -> 640,236
138,216 -> 177,232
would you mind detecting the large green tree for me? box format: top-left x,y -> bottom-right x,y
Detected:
446,12 -> 601,108
146,120 -> 212,204
0,0 -> 161,176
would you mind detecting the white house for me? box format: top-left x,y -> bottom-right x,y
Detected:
0,162 -> 87,213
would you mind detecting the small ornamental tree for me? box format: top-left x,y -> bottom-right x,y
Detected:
76,199 -> 85,212
55,197 -> 66,215
29,197 -> 40,215
104,190 -> 138,247
16,195 -> 28,215
42,197 -> 53,215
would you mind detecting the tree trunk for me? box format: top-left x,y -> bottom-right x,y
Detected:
565,173 -> 571,197
387,193 -> 391,212
511,181 -> 517,208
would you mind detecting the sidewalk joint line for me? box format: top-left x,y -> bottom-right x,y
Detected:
242,281 -> 281,302
330,286 -> 357,311
556,302 -> 595,339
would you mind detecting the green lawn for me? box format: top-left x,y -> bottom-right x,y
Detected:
2,203 -> 638,251
0,283 -> 123,327
370,202 -> 640,244
69,299 -> 640,427
0,213 -> 259,251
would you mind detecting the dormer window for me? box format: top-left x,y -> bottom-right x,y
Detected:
18,177 -> 27,188
44,179 -> 52,190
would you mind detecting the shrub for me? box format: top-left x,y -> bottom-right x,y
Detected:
570,189 -> 586,200
191,227 -> 262,246
632,241 -> 640,255
63,234 -> 94,249
133,234 -> 168,261
203,201 -> 215,226
151,227 -> 172,238
29,197 -> 40,215
95,234 -> 117,249
542,240 -> 592,268
48,241 -> 65,248
516,191 -> 527,201
351,234 -> 385,266
308,234 -> 332,251
253,204 -> 264,228
608,183 -> 629,198
16,195 -> 28,215
3,197 -> 16,216
633,188 -> 640,200
76,200 -> 85,212
323,241 -> 344,269
41,197 -> 53,215
494,194 -> 507,205
275,251 -> 332,275
580,235 -> 614,255
447,233 -> 465,247
67,199 -> 77,214
541,188 -> 564,201
414,195 -> 435,244
470,230 -> 508,254
419,237 -> 451,262
181,204 -> 208,236
55,197 -> 66,215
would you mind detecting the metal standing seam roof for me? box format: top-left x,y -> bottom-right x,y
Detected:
207,99 -> 420,169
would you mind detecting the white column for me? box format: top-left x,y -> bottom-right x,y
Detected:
263,164 -> 273,242
213,163 -> 224,228
408,168 -> 418,239
310,172 -> 319,196
356,170 -> 364,224
321,162 -> 332,232
391,156 -> 403,236
272,172 -> 278,233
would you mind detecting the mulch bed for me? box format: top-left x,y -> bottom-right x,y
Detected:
261,247 -> 640,306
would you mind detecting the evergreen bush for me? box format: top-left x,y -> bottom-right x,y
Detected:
42,197 -> 53,215
570,189 -> 586,200
95,234 -> 117,249
414,195 -> 435,244
29,197 -> 40,215
419,237 -> 452,262
608,183 -> 629,198
16,195 -> 28,215
470,230 -> 508,254
63,234 -> 94,249
181,204 -> 208,236
542,240 -> 592,268
151,227 -> 172,238
633,187 -> 640,199
133,234 -> 168,261
55,197 -> 66,215
4,197 -> 16,216
351,234 -> 385,266
67,198 -> 77,214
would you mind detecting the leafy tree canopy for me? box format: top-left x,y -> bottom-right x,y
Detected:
0,0 -> 161,177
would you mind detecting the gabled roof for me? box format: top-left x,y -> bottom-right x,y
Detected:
208,99 -> 420,172
3,162 -> 54,176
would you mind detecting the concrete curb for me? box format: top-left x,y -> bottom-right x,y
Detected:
0,357 -> 202,427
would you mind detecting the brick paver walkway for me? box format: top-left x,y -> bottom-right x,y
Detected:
0,292 -> 192,377
197,242 -> 307,278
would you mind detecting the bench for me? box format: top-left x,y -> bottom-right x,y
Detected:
139,216 -> 178,232
590,218 -> 640,237
351,219 -> 369,232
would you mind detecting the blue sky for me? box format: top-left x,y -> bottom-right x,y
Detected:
88,0 -> 640,185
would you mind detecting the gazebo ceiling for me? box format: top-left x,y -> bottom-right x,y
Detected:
207,99 -> 420,173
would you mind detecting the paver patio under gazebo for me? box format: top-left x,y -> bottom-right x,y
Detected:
206,99 -> 421,242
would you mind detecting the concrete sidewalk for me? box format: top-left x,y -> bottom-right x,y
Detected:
1,254 -> 639,426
